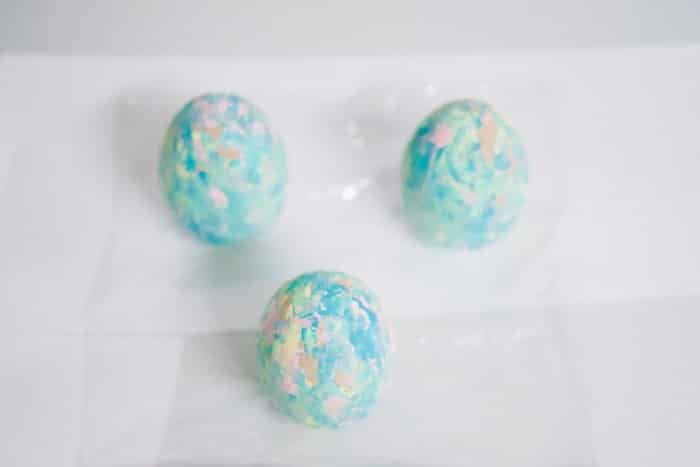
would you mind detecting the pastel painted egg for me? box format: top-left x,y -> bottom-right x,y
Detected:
257,271 -> 391,428
160,94 -> 286,245
401,99 -> 528,248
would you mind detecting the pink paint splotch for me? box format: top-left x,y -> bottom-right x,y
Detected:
209,187 -> 228,208
429,123 -> 454,148
281,375 -> 298,395
323,395 -> 347,419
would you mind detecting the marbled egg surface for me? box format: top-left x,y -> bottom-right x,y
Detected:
160,94 -> 286,245
401,99 -> 528,248
257,271 -> 391,428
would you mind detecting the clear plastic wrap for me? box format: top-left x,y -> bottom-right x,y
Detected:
1,56 -> 583,466
79,79 -> 579,465
85,79 -> 565,334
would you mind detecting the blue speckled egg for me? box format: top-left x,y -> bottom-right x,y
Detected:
257,271 -> 392,428
401,99 -> 528,249
160,94 -> 287,245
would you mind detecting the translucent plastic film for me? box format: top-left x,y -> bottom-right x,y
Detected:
85,80 -> 565,335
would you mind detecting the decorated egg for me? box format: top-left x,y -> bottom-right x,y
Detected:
160,93 -> 286,245
401,99 -> 527,248
257,271 -> 391,428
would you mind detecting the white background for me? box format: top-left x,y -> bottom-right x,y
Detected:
2,0 -> 700,56
2,3 -> 700,467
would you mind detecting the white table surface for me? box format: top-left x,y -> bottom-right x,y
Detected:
1,46 -> 699,466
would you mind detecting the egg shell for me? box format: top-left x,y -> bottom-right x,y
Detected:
257,271 -> 392,428
160,93 -> 287,245
401,99 -> 528,248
